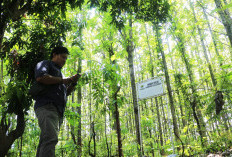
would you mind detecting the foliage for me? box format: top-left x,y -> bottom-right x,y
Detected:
205,131 -> 232,153
89,0 -> 170,28
1,0 -> 232,156
5,80 -> 32,115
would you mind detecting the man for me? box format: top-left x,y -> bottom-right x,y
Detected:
34,46 -> 80,157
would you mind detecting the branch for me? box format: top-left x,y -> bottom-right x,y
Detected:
71,130 -> 77,145
199,28 -> 227,36
114,86 -> 121,97
205,10 -> 222,23
8,111 -> 25,141
10,0 -> 33,21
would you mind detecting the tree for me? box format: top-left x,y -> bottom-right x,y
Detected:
124,16 -> 144,155
89,1 -> 170,155
1,0 -> 232,156
169,16 -> 208,147
213,0 -> 232,47
190,0 -> 217,87
0,1 -> 84,156
99,13 -> 124,156
145,23 -> 164,155
154,21 -> 182,152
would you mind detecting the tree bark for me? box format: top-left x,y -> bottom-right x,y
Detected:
145,23 -> 164,155
0,59 -> 3,94
154,22 -> 182,148
125,18 -> 143,156
190,0 -> 217,87
155,98 -> 164,155
214,0 -> 232,48
167,32 -> 187,128
108,38 -> 123,156
198,0 -> 223,66
113,87 -> 123,157
0,22 -> 7,53
0,111 -> 25,157
160,97 -> 168,141
88,65 -> 95,156
77,58 -> 82,156
172,24 -> 208,146
104,105 -> 110,157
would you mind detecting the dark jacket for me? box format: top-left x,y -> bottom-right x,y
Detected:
34,60 -> 67,117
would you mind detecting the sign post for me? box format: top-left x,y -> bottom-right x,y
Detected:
137,77 -> 164,100
136,77 -> 164,156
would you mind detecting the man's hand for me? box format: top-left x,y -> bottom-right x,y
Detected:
62,73 -> 81,85
37,74 -> 82,85
66,73 -> 82,95
70,73 -> 81,83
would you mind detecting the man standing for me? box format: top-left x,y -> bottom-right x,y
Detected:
34,46 -> 80,157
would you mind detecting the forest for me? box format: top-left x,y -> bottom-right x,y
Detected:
0,0 -> 232,156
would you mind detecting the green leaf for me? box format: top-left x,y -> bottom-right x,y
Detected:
111,54 -> 116,61
211,3 -> 232,14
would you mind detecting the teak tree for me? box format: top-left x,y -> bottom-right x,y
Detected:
1,0 -> 232,156
0,0 -> 84,156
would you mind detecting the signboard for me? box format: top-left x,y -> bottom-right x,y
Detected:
137,77 -> 164,100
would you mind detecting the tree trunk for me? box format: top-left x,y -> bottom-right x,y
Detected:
0,60 -> 3,80
113,87 -> 123,157
0,111 -> 25,157
167,32 -> 186,128
125,18 -> 143,156
177,90 -> 186,128
145,24 -> 154,76
192,35 -> 210,91
104,105 -> 110,157
76,20 -> 85,155
19,136 -> 23,157
154,22 -> 181,147
172,25 -> 208,146
70,63 -> 79,153
0,59 -> 3,94
190,0 -> 217,87
88,66 -> 95,156
199,1 -> 230,128
198,0 -> 223,66
0,22 -> 7,52
145,23 -> 164,155
160,97 -> 168,141
214,0 -> 232,48
109,110 -> 113,157
77,58 -> 82,156
108,39 -> 123,156
93,121 -> 96,156
70,94 -> 77,146
155,98 -> 164,155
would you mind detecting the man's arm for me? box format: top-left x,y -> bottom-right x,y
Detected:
36,75 -> 73,85
66,74 -> 82,95
35,60 -> 71,85
66,83 -> 76,96
37,73 -> 81,95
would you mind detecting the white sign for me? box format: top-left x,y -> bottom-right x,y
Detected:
137,77 -> 164,100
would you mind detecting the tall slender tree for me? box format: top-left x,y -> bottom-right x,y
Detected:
198,0 -> 223,66
170,18 -> 208,147
190,0 -> 217,87
213,0 -> 232,48
123,17 -> 144,155
77,57 -> 82,155
154,22 -> 182,150
145,23 -> 164,155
